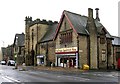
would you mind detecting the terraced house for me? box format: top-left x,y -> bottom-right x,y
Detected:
24,8 -> 114,70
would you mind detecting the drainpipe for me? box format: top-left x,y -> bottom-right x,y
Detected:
97,37 -> 99,69
77,36 -> 80,69
45,42 -> 48,66
113,45 -> 115,69
106,40 -> 109,69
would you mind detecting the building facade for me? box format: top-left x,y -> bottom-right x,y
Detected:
24,8 -> 115,70
13,33 -> 25,65
1,47 -> 7,62
24,17 -> 58,66
37,23 -> 58,66
112,36 -> 120,69
54,8 -> 113,69
6,45 -> 14,60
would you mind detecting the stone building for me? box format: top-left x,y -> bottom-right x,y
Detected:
24,17 -> 58,66
37,23 -> 58,66
1,47 -> 7,61
6,44 -> 14,60
54,8 -> 113,69
13,33 -> 25,65
112,36 -> 120,69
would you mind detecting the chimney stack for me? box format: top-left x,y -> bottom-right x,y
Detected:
95,8 -> 100,21
88,8 -> 93,18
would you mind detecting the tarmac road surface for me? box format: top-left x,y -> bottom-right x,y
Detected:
0,65 -> 119,84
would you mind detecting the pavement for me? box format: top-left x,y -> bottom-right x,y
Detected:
16,65 -> 119,79
18,65 -> 83,72
17,65 -> 118,73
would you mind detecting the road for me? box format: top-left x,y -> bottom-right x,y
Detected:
0,65 -> 119,84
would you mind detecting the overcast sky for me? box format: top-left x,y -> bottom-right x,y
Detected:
0,0 -> 119,48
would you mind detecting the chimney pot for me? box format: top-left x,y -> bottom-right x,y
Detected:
95,8 -> 100,21
88,8 -> 93,18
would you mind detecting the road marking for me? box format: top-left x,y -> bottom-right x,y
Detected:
65,76 -> 90,81
2,76 -> 13,82
2,76 -> 21,82
57,76 -> 61,77
0,70 -> 3,71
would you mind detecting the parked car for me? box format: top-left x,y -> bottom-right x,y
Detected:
7,60 -> 15,66
0,60 -> 6,65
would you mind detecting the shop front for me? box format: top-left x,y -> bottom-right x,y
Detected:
55,47 -> 78,68
37,55 -> 44,65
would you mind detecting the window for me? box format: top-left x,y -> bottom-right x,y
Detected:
60,31 -> 72,44
100,29 -> 106,44
100,35 -> 105,44
107,40 -> 111,55
102,50 -> 106,62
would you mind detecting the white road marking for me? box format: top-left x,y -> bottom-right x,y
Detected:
0,70 -> 3,71
66,76 -> 90,81
56,75 -> 90,81
57,76 -> 61,77
2,76 -> 20,82
2,76 -> 13,82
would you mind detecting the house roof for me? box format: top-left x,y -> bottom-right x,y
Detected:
112,36 -> 120,45
39,23 -> 58,43
13,33 -> 25,46
54,10 -> 112,39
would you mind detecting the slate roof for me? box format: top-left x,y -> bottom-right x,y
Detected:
63,10 -> 112,38
13,33 -> 25,46
112,36 -> 120,45
40,23 -> 58,43
40,10 -> 112,43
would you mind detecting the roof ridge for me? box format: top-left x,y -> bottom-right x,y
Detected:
64,10 -> 82,16
64,10 -> 89,21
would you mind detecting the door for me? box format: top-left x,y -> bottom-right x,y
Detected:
116,52 -> 120,70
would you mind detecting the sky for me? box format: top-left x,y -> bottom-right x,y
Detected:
0,0 -> 119,48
